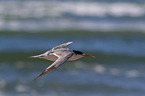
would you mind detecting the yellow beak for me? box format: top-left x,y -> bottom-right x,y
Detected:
83,54 -> 95,58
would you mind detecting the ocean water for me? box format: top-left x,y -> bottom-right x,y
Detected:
0,1 -> 145,31
0,0 -> 145,96
0,31 -> 145,96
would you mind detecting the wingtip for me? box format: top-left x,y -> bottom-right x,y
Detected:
71,41 -> 74,43
33,78 -> 38,80
67,41 -> 73,45
70,41 -> 73,43
33,76 -> 40,80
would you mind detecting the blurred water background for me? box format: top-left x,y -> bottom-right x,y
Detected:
0,0 -> 145,96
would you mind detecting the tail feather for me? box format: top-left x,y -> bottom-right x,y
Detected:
30,55 -> 43,58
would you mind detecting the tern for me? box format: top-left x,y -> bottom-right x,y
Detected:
31,42 -> 94,80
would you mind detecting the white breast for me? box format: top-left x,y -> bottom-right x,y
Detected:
43,53 -> 83,61
68,54 -> 83,61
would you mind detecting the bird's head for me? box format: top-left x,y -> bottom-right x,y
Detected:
73,50 -> 95,58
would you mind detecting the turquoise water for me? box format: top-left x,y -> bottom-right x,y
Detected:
0,31 -> 145,96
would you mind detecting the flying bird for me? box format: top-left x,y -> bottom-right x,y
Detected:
31,42 -> 94,80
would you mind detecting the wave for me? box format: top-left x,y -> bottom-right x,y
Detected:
0,60 -> 145,96
0,2 -> 144,17
0,2 -> 145,30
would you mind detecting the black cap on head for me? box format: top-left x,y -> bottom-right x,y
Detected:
73,50 -> 83,55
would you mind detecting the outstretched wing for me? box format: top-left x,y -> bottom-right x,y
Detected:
34,52 -> 74,80
52,42 -> 73,51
